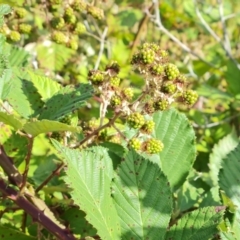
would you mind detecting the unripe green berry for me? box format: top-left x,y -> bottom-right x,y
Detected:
182,90 -> 198,105
127,112 -> 145,129
151,64 -> 164,75
140,120 -> 155,134
159,50 -> 168,57
87,5 -> 104,20
51,31 -> 67,44
141,49 -> 155,64
162,81 -> 177,94
65,14 -> 77,25
88,118 -> 98,130
154,99 -> 169,111
68,37 -> 78,50
0,25 -> 10,35
71,0 -> 87,11
165,63 -> 180,80
51,17 -> 65,29
59,115 -> 71,125
88,70 -> 105,85
129,138 -> 142,151
64,7 -> 74,17
144,138 -> 164,154
15,8 -> 27,18
19,24 -> 32,34
110,95 -> 122,107
178,74 -> 187,83
49,0 -> 62,4
109,134 -> 121,144
109,76 -> 120,87
122,88 -> 134,100
73,22 -> 86,35
51,132 -> 62,141
9,31 -> 21,42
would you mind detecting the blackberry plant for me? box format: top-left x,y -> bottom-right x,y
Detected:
1,1 -> 237,240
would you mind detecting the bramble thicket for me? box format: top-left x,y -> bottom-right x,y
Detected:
0,0 -> 240,239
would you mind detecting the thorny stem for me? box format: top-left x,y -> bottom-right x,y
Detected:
0,178 -> 76,240
21,135 -> 34,191
35,162 -> 65,193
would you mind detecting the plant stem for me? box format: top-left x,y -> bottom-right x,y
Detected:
35,162 -> 65,193
0,178 -> 76,240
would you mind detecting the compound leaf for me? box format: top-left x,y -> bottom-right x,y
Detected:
52,141 -> 121,240
0,111 -> 24,130
219,143 -> 240,237
153,108 -> 196,190
165,206 -> 225,240
23,119 -> 80,136
28,71 -> 61,101
0,225 -> 36,239
112,150 -> 172,240
209,130 -> 239,186
38,84 -> 93,120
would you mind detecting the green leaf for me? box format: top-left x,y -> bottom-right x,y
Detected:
23,119 -> 80,136
2,131 -> 28,166
165,206 -> 225,240
153,108 -> 196,190
38,84 -> 93,120
112,150 -> 172,240
7,46 -> 29,67
0,225 -> 36,239
6,70 -> 44,118
209,130 -> 239,186
52,141 -> 121,240
219,143 -> 240,237
0,54 -> 12,100
0,4 -> 12,15
36,42 -> 74,71
0,112 -> 24,130
61,208 -> 97,237
28,71 -> 61,101
225,61 -> 240,96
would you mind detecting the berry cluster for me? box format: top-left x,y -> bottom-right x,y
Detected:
0,7 -> 32,42
84,43 -> 198,154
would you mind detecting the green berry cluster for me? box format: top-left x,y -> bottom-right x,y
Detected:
129,138 -> 142,151
86,5 -> 104,20
51,31 -> 67,44
122,88 -> 134,100
162,81 -> 177,94
71,0 -> 87,12
182,90 -> 198,105
73,23 -> 86,35
110,95 -> 122,107
19,24 -> 32,34
151,64 -> 164,75
9,31 -> 21,42
154,99 -> 169,111
88,70 -> 105,85
15,8 -> 27,19
109,76 -> 120,87
59,115 -> 71,125
140,120 -> 155,134
165,63 -> 180,80
130,43 -> 198,111
51,17 -> 65,29
127,112 -> 145,129
144,138 -> 164,154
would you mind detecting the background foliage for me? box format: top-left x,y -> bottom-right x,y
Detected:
0,0 -> 240,239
